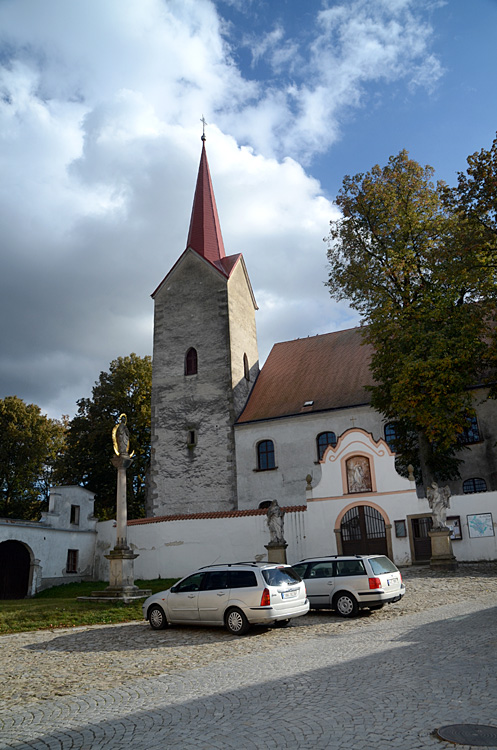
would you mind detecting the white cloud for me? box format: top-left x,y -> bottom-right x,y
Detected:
0,0 -> 440,418
222,0 -> 444,161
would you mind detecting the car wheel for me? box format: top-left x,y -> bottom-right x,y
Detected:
274,619 -> 292,628
333,592 -> 359,618
225,607 -> 250,636
148,604 -> 168,630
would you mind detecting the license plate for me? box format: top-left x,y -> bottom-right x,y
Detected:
282,590 -> 297,599
387,577 -> 398,587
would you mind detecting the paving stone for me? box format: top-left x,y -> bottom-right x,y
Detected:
1,563 -> 497,749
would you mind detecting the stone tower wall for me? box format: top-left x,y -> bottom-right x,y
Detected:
150,251 -> 241,516
227,260 -> 259,418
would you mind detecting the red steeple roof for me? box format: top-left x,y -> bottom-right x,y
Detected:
186,137 -> 226,263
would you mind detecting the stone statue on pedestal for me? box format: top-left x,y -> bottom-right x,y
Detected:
85,413 -> 151,602
426,482 -> 451,529
426,481 -> 457,570
267,499 -> 286,545
112,413 -> 131,457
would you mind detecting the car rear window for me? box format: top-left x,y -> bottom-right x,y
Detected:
335,559 -> 366,577
368,556 -> 399,575
229,570 -> 258,588
262,567 -> 301,586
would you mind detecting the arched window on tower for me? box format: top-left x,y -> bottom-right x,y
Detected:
185,347 -> 198,376
317,431 -> 337,461
243,353 -> 250,381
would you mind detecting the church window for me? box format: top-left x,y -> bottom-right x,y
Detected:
66,549 -> 78,574
257,440 -> 275,470
243,353 -> 250,381
463,477 -> 487,494
317,432 -> 337,461
70,505 -> 80,525
187,429 -> 197,448
458,415 -> 481,445
185,347 -> 198,376
384,423 -> 399,451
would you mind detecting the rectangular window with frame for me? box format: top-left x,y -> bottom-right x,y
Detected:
394,520 -> 407,538
66,549 -> 78,574
70,505 -> 80,525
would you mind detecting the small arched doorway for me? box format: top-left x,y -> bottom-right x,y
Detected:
0,540 -> 31,599
340,505 -> 388,556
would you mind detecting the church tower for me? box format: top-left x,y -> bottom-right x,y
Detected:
148,134 -> 259,516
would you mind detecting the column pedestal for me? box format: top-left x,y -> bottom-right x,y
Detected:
429,528 -> 457,570
265,542 -> 288,564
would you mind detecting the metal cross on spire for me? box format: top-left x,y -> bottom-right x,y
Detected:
200,115 -> 207,141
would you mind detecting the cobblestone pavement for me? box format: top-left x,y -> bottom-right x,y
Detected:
1,563 -> 497,749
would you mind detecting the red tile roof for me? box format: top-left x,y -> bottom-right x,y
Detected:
237,327 -> 374,423
186,139 -> 226,264
128,506 -> 307,525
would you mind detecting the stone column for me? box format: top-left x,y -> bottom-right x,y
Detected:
86,414 -> 151,602
112,453 -> 133,550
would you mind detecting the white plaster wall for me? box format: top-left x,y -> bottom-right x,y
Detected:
449,492 -> 497,560
0,521 -> 96,583
94,492 -> 497,583
235,406 -> 386,510
95,511 -> 308,581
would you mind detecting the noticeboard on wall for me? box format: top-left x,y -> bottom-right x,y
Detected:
467,513 -> 494,538
447,515 -> 462,540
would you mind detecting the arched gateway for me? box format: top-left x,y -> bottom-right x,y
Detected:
0,540 -> 31,599
340,505 -> 388,556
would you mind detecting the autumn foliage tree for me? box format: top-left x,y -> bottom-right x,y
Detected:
54,353 -> 152,520
0,396 -> 66,520
326,148 -> 496,485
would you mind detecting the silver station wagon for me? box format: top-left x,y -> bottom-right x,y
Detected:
143,561 -> 309,635
292,554 -> 405,617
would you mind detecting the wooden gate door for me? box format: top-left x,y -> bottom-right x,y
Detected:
340,505 -> 388,556
411,516 -> 433,562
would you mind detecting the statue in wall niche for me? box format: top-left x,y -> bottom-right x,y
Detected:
267,499 -> 286,545
112,414 -> 132,457
426,482 -> 451,530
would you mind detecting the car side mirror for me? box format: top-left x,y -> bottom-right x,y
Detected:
170,585 -> 178,593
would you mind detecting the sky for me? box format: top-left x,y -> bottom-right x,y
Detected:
1,0 -> 496,420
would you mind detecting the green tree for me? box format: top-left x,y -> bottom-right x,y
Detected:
0,396 -> 66,520
54,353 -> 152,520
445,132 -> 497,244
326,150 -> 495,485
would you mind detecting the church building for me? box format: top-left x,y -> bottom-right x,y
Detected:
2,135 -> 497,599
147,134 -> 497,562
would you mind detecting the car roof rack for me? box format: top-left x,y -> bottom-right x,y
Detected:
198,562 -> 264,570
